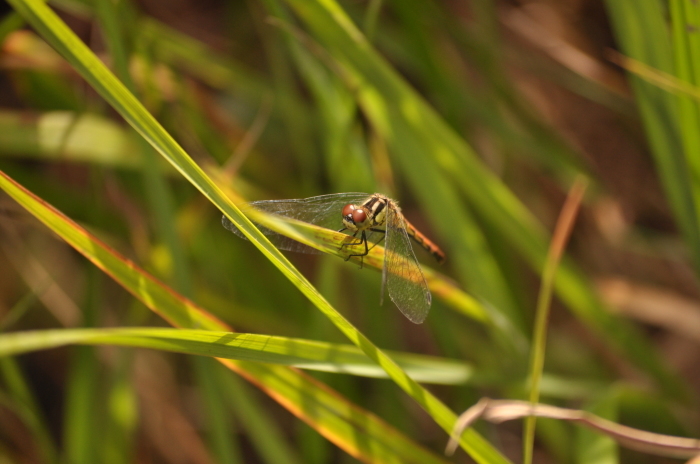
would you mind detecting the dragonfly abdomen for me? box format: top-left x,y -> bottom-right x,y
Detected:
404,220 -> 446,264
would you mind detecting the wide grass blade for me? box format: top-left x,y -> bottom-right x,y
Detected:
0,327 -> 473,385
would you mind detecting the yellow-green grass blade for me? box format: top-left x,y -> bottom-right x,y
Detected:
0,327 -> 472,385
216,191 -> 491,323
280,0 -> 685,399
0,169 -> 453,464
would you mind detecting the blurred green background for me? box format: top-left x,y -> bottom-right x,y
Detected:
1,0 -> 700,463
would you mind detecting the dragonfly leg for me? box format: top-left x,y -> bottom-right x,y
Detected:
365,228 -> 386,252
344,230 -> 370,268
339,231 -> 364,249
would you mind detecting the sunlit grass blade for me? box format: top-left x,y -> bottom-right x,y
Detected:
0,327 -> 473,385
0,169 -> 458,463
280,0 -> 685,399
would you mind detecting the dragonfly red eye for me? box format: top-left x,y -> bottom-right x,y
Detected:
342,204 -> 355,217
352,209 -> 367,224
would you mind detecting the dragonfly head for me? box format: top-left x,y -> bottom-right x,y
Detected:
341,203 -> 369,231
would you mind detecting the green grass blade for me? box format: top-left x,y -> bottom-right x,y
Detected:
138,18 -> 269,97
0,327 -> 472,384
62,261 -> 102,464
95,1 -> 237,458
102,356 -> 138,464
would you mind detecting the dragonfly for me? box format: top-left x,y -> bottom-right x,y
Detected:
222,193 -> 445,324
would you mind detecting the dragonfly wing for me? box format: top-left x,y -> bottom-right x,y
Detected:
383,207 -> 431,324
222,193 -> 372,254
222,215 -> 320,254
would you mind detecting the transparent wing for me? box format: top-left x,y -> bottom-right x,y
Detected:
222,193 -> 373,254
382,206 -> 431,324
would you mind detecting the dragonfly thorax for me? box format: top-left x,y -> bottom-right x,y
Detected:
341,195 -> 388,232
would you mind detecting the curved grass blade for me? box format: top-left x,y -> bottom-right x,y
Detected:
0,327 -> 473,385
0,169 -> 452,464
